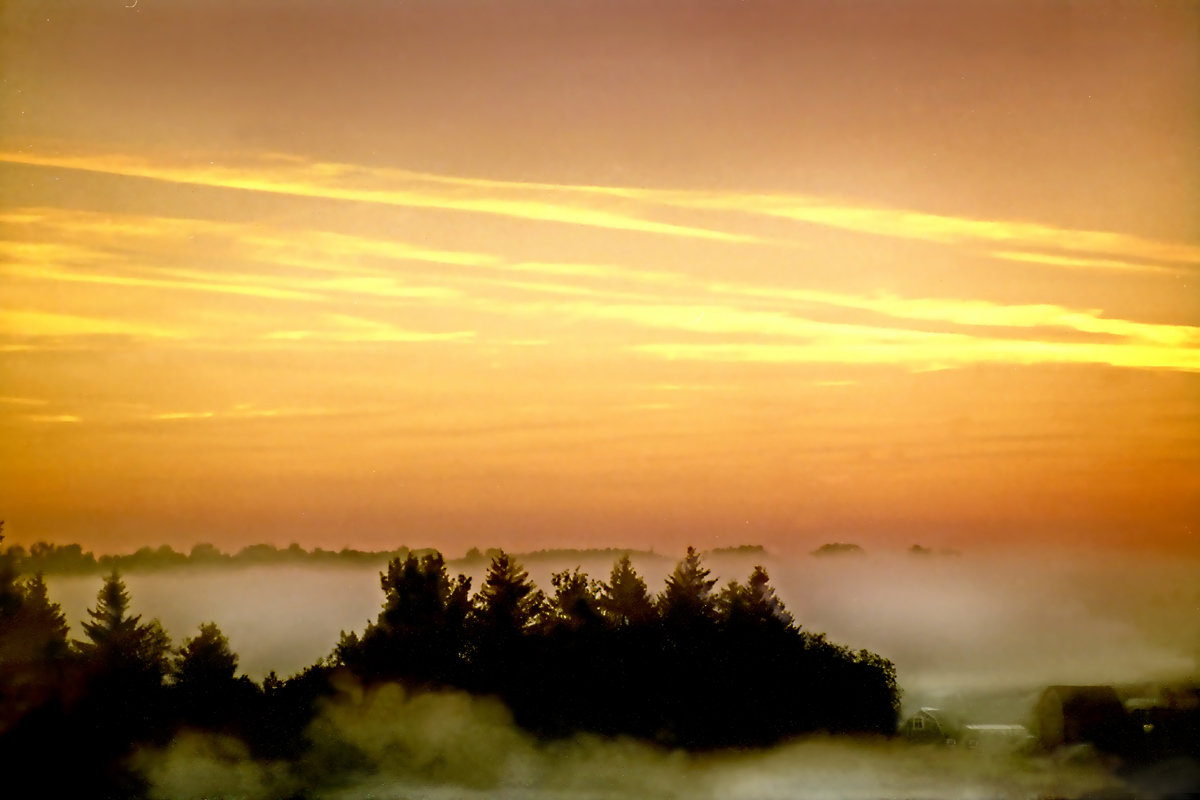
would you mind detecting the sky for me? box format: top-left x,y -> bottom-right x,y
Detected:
1,0 -> 1197,555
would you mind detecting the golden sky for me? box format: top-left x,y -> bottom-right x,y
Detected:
1,0 -> 1197,554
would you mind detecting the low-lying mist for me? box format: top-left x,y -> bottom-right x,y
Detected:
134,679 -> 1127,800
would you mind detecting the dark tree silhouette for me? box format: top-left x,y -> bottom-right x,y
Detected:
0,573 -> 69,664
0,563 -> 71,741
172,621 -> 260,735
548,567 -> 602,631
337,551 -> 471,686
657,545 -> 717,627
471,550 -> 547,636
598,554 -> 656,627
77,570 -> 171,682
718,565 -> 794,632
466,550 -> 546,703
174,622 -> 237,686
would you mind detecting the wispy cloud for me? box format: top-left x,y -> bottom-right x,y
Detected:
710,285 -> 1200,348
0,396 -> 49,406
149,404 -> 343,422
0,151 -> 756,244
264,314 -> 474,344
674,195 -> 1200,268
0,309 -> 185,340
4,261 -> 325,302
990,251 -> 1185,276
633,337 -> 1200,372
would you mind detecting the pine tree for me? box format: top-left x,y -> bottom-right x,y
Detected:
174,622 -> 238,687
657,546 -> 717,626
598,555 -> 656,626
473,550 -> 546,635
5,573 -> 69,662
77,570 -> 171,682
719,565 -> 794,630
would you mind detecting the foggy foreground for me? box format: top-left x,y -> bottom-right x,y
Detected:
44,547 -> 1200,799
137,694 -> 1128,800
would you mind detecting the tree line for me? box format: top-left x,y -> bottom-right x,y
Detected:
0,539 -> 675,575
0,522 -> 899,798
0,539 -> 423,574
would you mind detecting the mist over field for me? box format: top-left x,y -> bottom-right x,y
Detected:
136,705 -> 1127,800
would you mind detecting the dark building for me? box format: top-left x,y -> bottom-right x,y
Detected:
1035,685 -> 1134,753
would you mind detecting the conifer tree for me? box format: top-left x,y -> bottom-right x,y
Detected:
598,555 -> 656,626
174,622 -> 238,687
657,546 -> 717,626
473,550 -> 546,635
3,573 -> 70,663
549,568 -> 601,630
340,551 -> 471,682
719,565 -> 794,630
77,570 -> 171,682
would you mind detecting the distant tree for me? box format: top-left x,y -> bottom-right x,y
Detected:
188,542 -> 226,564
235,543 -> 280,565
598,555 -> 656,627
657,546 -> 717,626
811,542 -> 864,557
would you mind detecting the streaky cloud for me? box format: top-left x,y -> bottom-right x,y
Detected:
0,151 -> 756,244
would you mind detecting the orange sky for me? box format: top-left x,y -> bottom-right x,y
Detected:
1,0 -> 1197,555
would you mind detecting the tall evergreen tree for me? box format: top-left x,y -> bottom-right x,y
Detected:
472,550 -> 546,636
598,555 -> 656,627
657,546 -> 717,626
76,570 -> 171,683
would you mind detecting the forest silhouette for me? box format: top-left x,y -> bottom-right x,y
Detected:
0,523 -> 899,798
